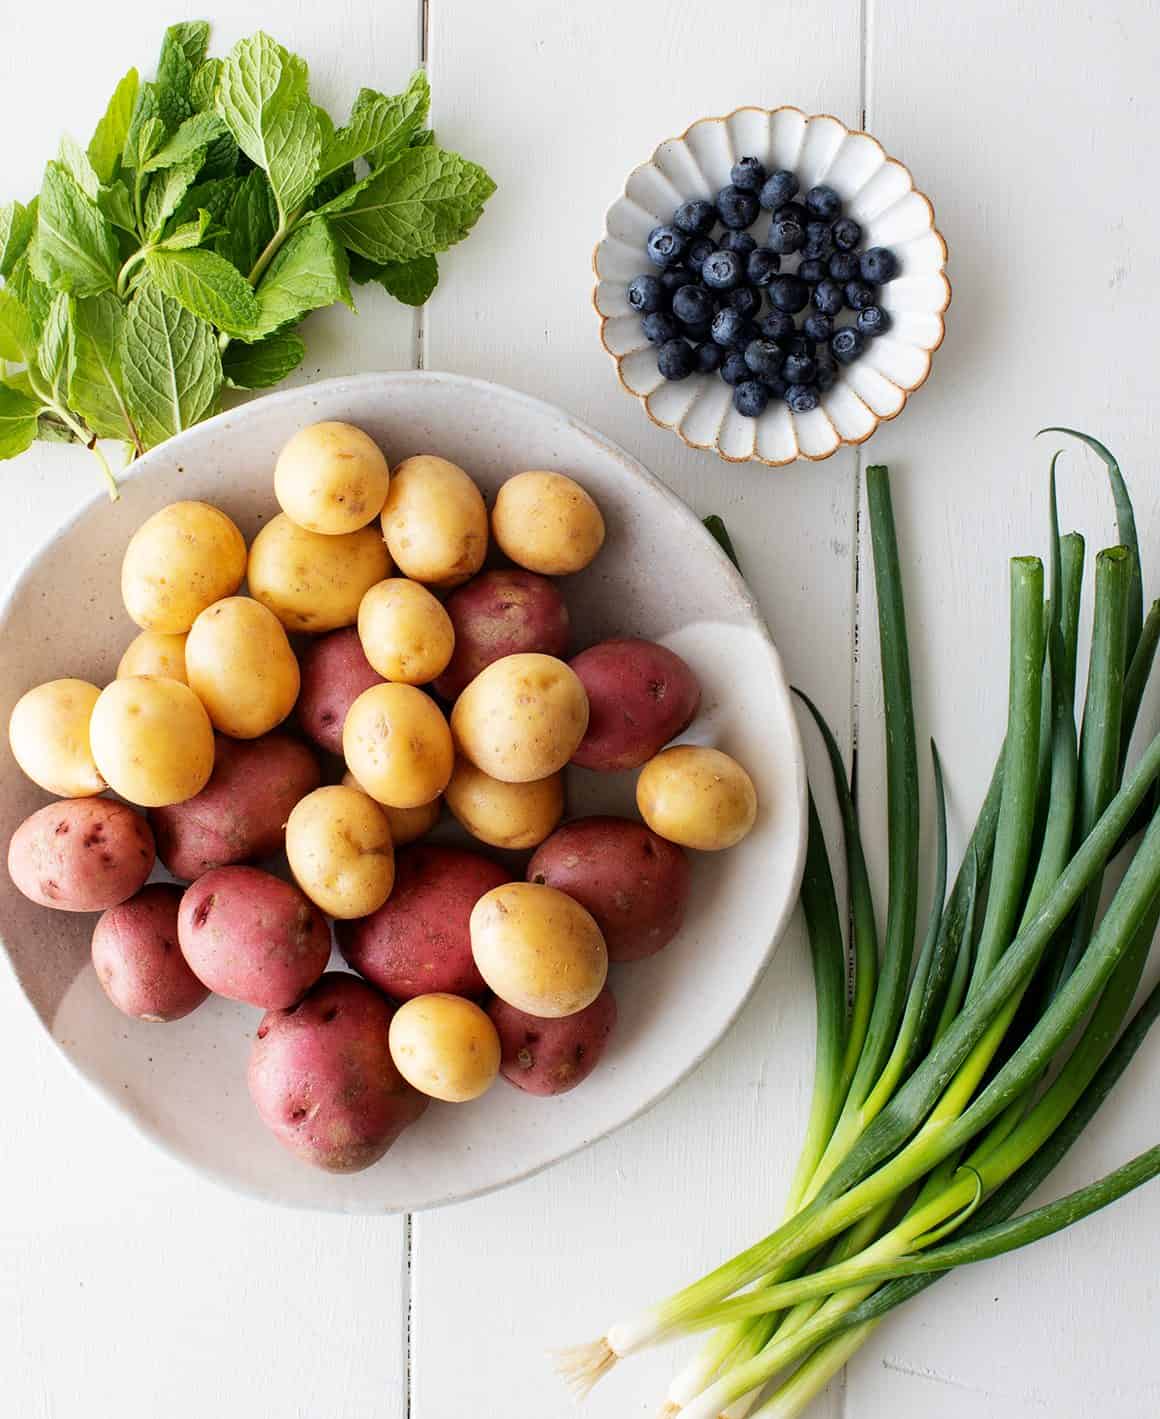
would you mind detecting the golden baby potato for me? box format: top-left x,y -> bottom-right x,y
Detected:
121,501 -> 246,633
90,677 -> 214,807
8,678 -> 105,797
358,578 -> 455,685
491,470 -> 605,575
117,631 -> 188,684
636,745 -> 758,851
343,683 -> 454,809
450,652 -> 588,783
469,881 -> 607,1018
381,455 -> 488,588
388,993 -> 501,1102
444,756 -> 563,850
341,771 -> 442,844
285,785 -> 395,920
247,514 -> 391,633
274,421 -> 391,535
185,597 -> 301,739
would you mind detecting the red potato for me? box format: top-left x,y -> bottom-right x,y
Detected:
569,638 -> 701,771
432,569 -> 570,700
297,628 -> 385,755
488,987 -> 617,1095
249,973 -> 428,1173
527,816 -> 690,962
149,733 -> 320,881
178,866 -> 331,1009
337,843 -> 510,1000
7,798 -> 154,912
91,883 -> 209,1021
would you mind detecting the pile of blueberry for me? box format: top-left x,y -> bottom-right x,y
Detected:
626,156 -> 899,418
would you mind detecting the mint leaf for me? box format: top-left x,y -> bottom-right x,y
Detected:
158,210 -> 212,250
0,384 -> 41,459
58,135 -> 101,201
312,169 -> 377,218
215,168 -> 276,276
35,162 -> 120,296
145,247 -> 260,336
368,253 -> 438,306
36,292 -> 72,405
330,147 -> 495,264
144,110 -> 226,172
97,180 -> 138,234
154,21 -> 208,130
69,292 -> 138,443
318,71 -> 429,180
143,152 -> 205,239
248,216 -> 351,338
8,251 -> 53,337
0,289 -> 35,362
222,329 -> 305,388
410,128 -> 435,148
310,162 -> 357,210
121,283 -> 221,448
171,174 -> 240,230
88,68 -> 139,183
122,85 -> 164,170
37,414 -> 77,444
0,200 -> 37,279
190,59 -> 222,113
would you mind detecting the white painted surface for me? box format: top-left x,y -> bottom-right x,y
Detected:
1,3 -> 1157,1418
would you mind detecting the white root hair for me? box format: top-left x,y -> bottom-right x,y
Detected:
551,1338 -> 618,1398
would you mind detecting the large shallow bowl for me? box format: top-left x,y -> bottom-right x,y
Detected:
0,371 -> 806,1213
595,105 -> 950,465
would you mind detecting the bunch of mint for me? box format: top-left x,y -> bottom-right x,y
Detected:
0,21 -> 495,494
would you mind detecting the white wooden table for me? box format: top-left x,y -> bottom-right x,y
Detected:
3,2 -> 1159,1415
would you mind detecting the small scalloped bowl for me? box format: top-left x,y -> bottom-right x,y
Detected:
594,106 -> 950,466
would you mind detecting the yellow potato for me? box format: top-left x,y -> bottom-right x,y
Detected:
274,420 -> 391,535
341,771 -> 441,844
450,652 -> 588,783
343,683 -> 453,808
445,756 -> 563,850
185,597 -> 300,739
89,676 -> 214,807
8,678 -> 105,797
358,578 -> 455,684
636,745 -> 758,851
285,785 -> 395,919
116,631 -> 188,684
121,501 -> 246,633
247,513 -> 391,633
470,881 -> 607,1018
381,455 -> 487,587
388,993 -> 500,1102
491,470 -> 605,575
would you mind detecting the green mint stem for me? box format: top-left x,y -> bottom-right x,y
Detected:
117,246 -> 149,298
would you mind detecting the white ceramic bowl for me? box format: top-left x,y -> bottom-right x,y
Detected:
0,371 -> 807,1213
594,106 -> 950,465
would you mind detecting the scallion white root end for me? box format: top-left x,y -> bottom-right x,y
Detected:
552,1338 -> 617,1397
655,1404 -> 681,1419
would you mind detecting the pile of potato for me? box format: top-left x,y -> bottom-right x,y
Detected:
5,421 -> 758,1175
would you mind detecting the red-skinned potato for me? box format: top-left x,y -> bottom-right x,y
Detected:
7,798 -> 154,912
432,570 -> 570,701
488,987 -> 617,1095
178,866 -> 331,1009
569,638 -> 701,771
249,973 -> 428,1173
337,843 -> 509,999
526,815 -> 690,962
149,733 -> 320,881
296,628 -> 385,756
91,883 -> 210,1021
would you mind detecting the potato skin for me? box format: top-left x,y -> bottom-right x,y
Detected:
340,771 -> 441,845
8,798 -> 154,912
249,973 -> 428,1173
91,883 -> 209,1021
8,678 -> 105,797
286,785 -> 395,920
90,676 -> 215,807
337,844 -> 508,1000
381,455 -> 488,588
445,756 -> 563,850
248,513 -> 391,633
186,597 -> 301,740
389,993 -> 501,1102
489,987 -> 617,1095
274,421 -> 390,535
491,471 -> 605,575
569,638 -> 701,771
358,577 -> 455,685
297,628 -> 384,756
450,652 -> 589,783
178,866 -> 331,1009
343,683 -> 453,808
527,816 -> 690,961
117,631 -> 188,684
121,501 -> 246,633
432,570 -> 571,701
149,732 -> 320,881
637,746 -> 758,851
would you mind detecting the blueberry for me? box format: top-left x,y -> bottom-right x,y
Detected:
657,338 -> 695,380
686,236 -> 717,273
743,338 -> 785,380
673,199 -> 716,236
647,224 -> 687,267
816,363 -> 838,392
831,326 -> 866,364
758,309 -> 795,341
828,251 -> 859,283
747,247 -> 781,286
774,201 -> 810,228
860,246 -> 900,283
720,230 -> 757,257
681,319 -> 714,341
716,185 -> 760,230
720,350 -> 749,386
672,284 -> 716,326
728,285 -> 761,318
857,305 -> 893,338
779,333 -> 816,358
626,274 -> 665,314
798,258 -> 827,284
660,266 -> 695,295
832,217 -> 862,251
764,373 -> 789,400
759,169 -> 799,210
702,248 -> 743,291
767,218 -> 805,255
845,279 -> 877,311
813,279 -> 845,316
642,311 -> 679,344
710,306 -> 753,348
733,380 -> 770,417
730,156 -> 767,192
804,220 -> 836,261
786,383 -> 821,413
768,274 -> 810,314
814,343 -> 837,374
803,312 -> 833,344
694,341 -> 724,373
783,352 -> 817,385
806,185 -> 841,220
